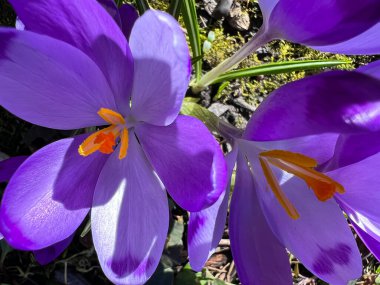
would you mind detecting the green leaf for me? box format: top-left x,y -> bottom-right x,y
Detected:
180,99 -> 220,134
182,0 -> 202,81
168,0 -> 183,20
210,59 -> 350,84
135,0 -> 150,14
0,240 -> 14,266
80,219 -> 91,238
214,81 -> 230,101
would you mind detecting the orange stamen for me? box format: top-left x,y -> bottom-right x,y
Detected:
119,128 -> 129,160
78,108 -> 130,159
259,150 -> 345,219
259,157 -> 300,220
98,108 -> 126,125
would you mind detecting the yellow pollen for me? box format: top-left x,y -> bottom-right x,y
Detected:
78,108 -> 129,159
259,150 -> 345,219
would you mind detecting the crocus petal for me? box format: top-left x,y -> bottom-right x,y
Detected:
33,234 -> 74,265
358,59 -> 380,80
97,0 -> 122,27
119,4 -> 139,40
268,0 -> 380,47
0,29 -> 116,130
9,0 -> 134,112
135,115 -> 227,212
325,132 -> 380,170
188,148 -> 238,271
328,152 -> 380,245
244,71 -> 380,141
312,23 -> 380,55
129,10 -> 191,126
351,222 -> 380,262
92,135 -> 168,285
0,156 -> 27,182
255,133 -> 339,165
0,135 -> 107,250
258,0 -> 279,25
248,154 -> 362,284
229,153 -> 292,285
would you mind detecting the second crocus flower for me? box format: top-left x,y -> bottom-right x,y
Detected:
189,62 -> 380,285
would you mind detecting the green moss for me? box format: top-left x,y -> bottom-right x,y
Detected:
148,0 -> 170,11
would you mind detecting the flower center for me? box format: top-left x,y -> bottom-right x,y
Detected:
78,108 -> 129,159
259,150 -> 344,220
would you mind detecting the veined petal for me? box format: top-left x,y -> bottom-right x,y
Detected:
245,151 -> 362,284
135,115 -> 227,212
92,134 -> 169,285
129,10 -> 191,126
229,152 -> 292,285
268,0 -> 380,47
312,23 -> 380,55
0,135 -> 107,250
119,4 -> 139,40
0,156 -> 27,182
188,148 -> 238,271
358,59 -> 380,80
9,0 -> 134,111
0,29 -> 116,130
33,234 -> 74,265
244,71 -> 380,141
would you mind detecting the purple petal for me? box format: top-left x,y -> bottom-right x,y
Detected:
328,152 -> 380,246
135,115 -> 227,212
325,132 -> 380,170
312,23 -> 380,55
92,134 -> 168,284
129,10 -> 191,126
358,60 -> 380,80
119,4 -> 139,40
0,29 -> 116,130
255,133 -> 339,165
245,151 -> 362,284
0,156 -> 27,182
97,0 -> 122,27
9,0 -> 134,112
188,148 -> 238,271
33,234 -> 74,265
0,135 -> 107,250
229,152 -> 292,285
268,0 -> 380,47
244,71 -> 380,141
258,0 -> 279,25
351,222 -> 380,262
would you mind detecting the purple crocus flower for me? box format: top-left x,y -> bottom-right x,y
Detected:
0,1 -> 227,283
196,0 -> 380,88
188,64 -> 380,284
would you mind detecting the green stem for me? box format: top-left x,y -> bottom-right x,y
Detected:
193,28 -> 272,92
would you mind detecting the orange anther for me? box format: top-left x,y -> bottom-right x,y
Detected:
78,108 -> 130,159
259,157 -> 300,220
259,150 -> 345,219
98,108 -> 126,125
